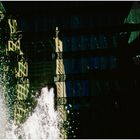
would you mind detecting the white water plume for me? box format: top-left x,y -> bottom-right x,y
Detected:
20,87 -> 60,139
0,86 -> 8,139
0,86 -> 61,139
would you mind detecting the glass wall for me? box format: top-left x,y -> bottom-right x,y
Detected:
66,80 -> 89,97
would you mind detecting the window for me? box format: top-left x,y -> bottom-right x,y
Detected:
71,16 -> 80,29
72,58 -> 82,73
66,38 -> 72,52
64,59 -> 72,74
90,56 -> 100,70
80,35 -> 90,50
66,81 -> 73,97
90,35 -> 98,50
82,80 -> 89,96
100,56 -> 108,70
110,56 -> 117,69
81,57 -> 90,73
99,35 -> 105,49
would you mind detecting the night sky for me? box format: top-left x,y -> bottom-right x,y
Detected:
2,1 -> 132,17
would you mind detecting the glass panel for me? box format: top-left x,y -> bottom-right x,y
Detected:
64,59 -> 72,74
66,81 -> 73,97
90,56 -> 100,70
82,80 -> 89,96
91,36 -> 98,50
100,56 -> 107,70
99,35 -> 105,49
110,56 -> 117,69
71,35 -> 80,51
112,34 -> 119,48
72,58 -> 82,74
71,16 -> 80,29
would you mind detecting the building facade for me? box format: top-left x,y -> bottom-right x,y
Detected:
7,18 -> 30,124
54,27 -> 67,138
0,3 -> 30,124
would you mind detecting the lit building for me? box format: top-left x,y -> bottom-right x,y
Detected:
54,27 -> 67,138
0,2 -> 30,124
7,18 -> 30,124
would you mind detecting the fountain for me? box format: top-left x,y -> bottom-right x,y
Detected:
0,85 -> 8,139
0,85 -> 61,139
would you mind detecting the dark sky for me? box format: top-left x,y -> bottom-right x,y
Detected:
2,1 -> 132,17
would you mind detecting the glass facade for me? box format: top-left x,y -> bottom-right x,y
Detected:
52,15 -> 123,113
66,80 -> 89,97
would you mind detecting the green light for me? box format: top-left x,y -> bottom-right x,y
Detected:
124,2 -> 140,44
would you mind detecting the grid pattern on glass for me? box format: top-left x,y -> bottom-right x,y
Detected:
17,61 -> 28,77
16,84 -> 29,100
14,106 -> 26,124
